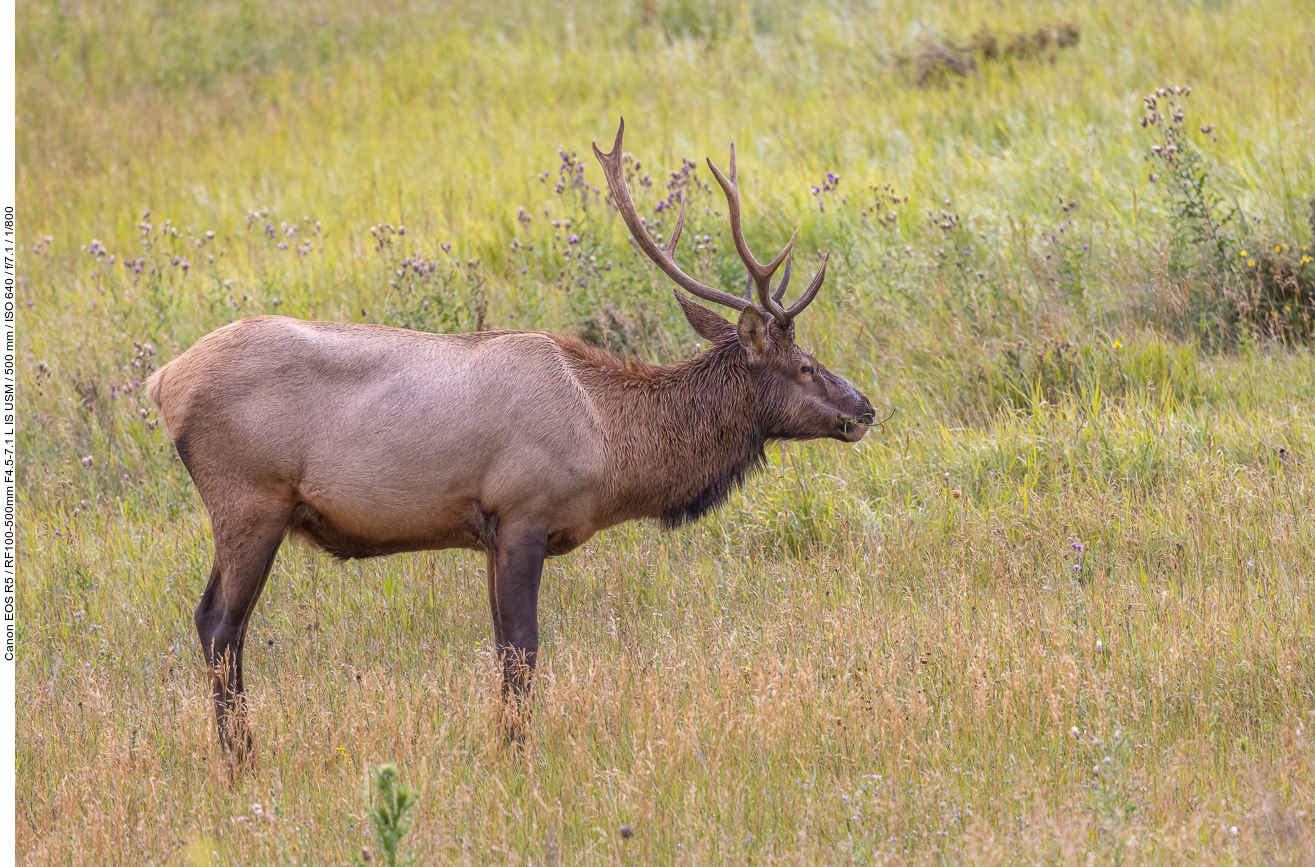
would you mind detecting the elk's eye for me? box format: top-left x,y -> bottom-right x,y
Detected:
800,365 -> 814,377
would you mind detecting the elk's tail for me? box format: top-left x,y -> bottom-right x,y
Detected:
145,363 -> 174,442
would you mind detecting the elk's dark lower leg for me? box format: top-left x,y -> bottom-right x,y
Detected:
486,526 -> 548,706
485,550 -> 503,649
193,497 -> 289,763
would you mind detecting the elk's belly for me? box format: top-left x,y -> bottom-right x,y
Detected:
286,497 -> 488,558
288,490 -> 599,559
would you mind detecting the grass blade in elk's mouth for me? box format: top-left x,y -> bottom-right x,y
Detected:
842,406 -> 894,436
867,407 -> 897,431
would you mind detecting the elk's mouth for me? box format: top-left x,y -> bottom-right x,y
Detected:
837,406 -> 882,442
838,419 -> 869,442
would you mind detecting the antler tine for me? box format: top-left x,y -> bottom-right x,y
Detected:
664,191 -> 687,257
756,230 -> 796,324
593,119 -> 749,314
784,250 -> 830,318
771,248 -> 793,303
743,273 -> 754,302
705,151 -> 796,325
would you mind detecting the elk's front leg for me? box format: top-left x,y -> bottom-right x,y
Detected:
486,525 -> 548,713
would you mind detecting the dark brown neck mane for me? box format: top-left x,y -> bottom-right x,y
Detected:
553,336 -> 767,528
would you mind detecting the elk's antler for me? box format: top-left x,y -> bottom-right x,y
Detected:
593,118 -> 828,325
593,119 -> 750,313
704,146 -> 829,326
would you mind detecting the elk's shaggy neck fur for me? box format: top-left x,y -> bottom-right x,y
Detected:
553,335 -> 767,528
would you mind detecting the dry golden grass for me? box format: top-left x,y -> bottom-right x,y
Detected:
19,392 -> 1315,864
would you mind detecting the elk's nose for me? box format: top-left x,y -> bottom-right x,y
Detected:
857,401 -> 876,425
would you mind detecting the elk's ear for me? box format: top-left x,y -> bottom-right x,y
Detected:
675,290 -> 737,344
736,305 -> 769,363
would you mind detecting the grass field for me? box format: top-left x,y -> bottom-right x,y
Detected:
14,0 -> 1315,863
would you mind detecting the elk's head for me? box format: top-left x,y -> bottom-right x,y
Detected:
594,119 -> 876,443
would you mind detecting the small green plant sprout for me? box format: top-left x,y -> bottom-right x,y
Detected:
356,764 -> 420,867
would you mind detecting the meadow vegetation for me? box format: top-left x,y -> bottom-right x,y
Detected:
14,0 -> 1315,863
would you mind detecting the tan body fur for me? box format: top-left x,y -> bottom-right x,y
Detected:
152,318 -> 611,559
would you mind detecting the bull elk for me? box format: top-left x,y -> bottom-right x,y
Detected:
147,119 -> 876,760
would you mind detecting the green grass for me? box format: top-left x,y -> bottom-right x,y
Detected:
15,0 -> 1315,863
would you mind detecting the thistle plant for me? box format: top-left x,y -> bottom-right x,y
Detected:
377,226 -> 489,334
1139,84 -> 1239,278
811,171 -> 841,212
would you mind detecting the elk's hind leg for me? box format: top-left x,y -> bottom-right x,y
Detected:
193,493 -> 291,765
